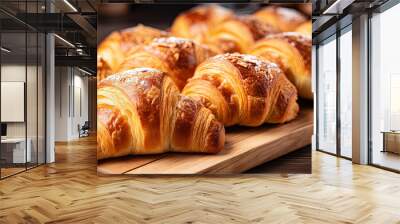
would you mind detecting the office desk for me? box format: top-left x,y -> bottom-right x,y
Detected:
1,138 -> 31,164
382,131 -> 400,154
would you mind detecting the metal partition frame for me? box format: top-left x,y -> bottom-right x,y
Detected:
0,1 -> 47,180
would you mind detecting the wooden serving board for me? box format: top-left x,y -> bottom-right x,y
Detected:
97,107 -> 313,175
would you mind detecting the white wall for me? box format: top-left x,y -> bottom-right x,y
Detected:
1,65 -> 26,139
72,73 -> 89,138
54,67 -> 89,141
55,66 -> 70,141
1,63 -> 46,164
1,65 -> 38,138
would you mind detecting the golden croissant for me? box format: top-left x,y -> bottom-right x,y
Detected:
295,21 -> 312,36
253,6 -> 307,32
205,15 -> 277,53
249,32 -> 312,99
97,25 -> 169,81
182,53 -> 299,126
97,68 -> 225,160
117,37 -> 217,90
171,4 -> 234,43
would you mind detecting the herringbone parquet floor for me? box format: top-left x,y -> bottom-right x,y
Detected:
1,136 -> 400,224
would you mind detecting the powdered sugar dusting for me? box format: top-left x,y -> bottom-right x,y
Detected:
153,36 -> 193,45
276,7 -> 304,21
237,54 -> 263,67
217,53 -> 267,70
104,68 -> 163,84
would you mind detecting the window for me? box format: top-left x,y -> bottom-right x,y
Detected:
339,26 -> 352,158
370,3 -> 400,171
317,35 -> 337,154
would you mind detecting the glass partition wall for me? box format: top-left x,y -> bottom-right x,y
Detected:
0,2 -> 46,179
316,25 -> 353,159
0,30 -> 27,177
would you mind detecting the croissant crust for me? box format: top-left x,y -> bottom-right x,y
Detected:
254,6 -> 307,32
206,15 -> 277,53
118,37 -> 217,90
171,5 -> 234,42
97,25 -> 169,81
183,53 -> 299,126
97,68 -> 225,159
250,32 -> 312,99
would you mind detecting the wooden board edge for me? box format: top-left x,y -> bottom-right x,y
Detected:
97,155 -> 167,175
126,123 -> 313,175
200,124 -> 314,174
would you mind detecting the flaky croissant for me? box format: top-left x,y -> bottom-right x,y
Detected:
171,4 -> 234,43
97,68 -> 225,159
249,32 -> 312,99
205,15 -> 277,53
295,21 -> 312,36
97,25 -> 169,81
117,37 -> 217,90
182,53 -> 299,126
253,6 -> 307,32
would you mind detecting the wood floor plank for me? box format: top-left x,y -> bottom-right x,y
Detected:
1,134 -> 400,223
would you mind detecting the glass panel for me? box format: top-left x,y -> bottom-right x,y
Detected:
38,32 -> 45,165
339,28 -> 352,158
317,36 -> 337,154
1,31 -> 27,177
371,4 -> 400,171
27,31 -> 38,169
26,0 -> 39,169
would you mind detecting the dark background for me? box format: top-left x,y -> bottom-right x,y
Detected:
98,3 -> 309,43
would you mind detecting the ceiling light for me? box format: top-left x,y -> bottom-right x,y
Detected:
76,48 -> 85,55
63,0 -> 78,12
78,67 -> 93,76
54,34 -> 75,48
323,0 -> 354,15
323,0 -> 341,14
1,47 -> 11,53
